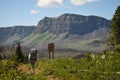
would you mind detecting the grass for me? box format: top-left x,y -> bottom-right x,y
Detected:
29,31 -> 51,46
60,37 -> 106,52
0,51 -> 120,80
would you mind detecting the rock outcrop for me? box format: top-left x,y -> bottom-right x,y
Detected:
35,13 -> 111,36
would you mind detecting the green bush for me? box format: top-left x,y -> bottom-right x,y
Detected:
115,45 -> 120,54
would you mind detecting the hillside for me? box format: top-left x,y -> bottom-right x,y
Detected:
0,26 -> 36,45
0,52 -> 120,80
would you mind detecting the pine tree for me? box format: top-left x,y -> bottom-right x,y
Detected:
15,43 -> 23,63
109,6 -> 120,46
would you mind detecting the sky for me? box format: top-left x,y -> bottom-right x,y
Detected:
0,0 -> 120,27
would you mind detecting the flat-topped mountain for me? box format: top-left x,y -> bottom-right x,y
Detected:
0,13 -> 111,53
35,13 -> 111,36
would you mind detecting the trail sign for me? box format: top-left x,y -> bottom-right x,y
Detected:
48,43 -> 55,59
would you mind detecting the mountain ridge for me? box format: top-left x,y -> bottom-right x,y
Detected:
0,26 -> 36,45
35,13 -> 111,36
0,13 -> 111,53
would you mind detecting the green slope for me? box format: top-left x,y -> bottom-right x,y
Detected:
0,52 -> 120,80
22,31 -> 107,53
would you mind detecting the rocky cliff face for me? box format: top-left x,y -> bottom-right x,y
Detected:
35,13 -> 111,36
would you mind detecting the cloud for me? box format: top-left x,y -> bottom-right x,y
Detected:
36,0 -> 63,8
70,0 -> 99,5
30,9 -> 39,15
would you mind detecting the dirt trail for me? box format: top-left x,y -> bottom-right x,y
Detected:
18,64 -> 40,75
17,64 -> 59,80
18,64 -> 31,74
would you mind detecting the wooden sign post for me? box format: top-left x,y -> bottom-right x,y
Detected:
48,43 -> 55,59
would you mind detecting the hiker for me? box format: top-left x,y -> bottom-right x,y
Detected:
29,48 -> 38,74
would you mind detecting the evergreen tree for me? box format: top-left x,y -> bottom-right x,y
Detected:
15,43 -> 23,63
0,55 -> 2,60
109,6 -> 120,45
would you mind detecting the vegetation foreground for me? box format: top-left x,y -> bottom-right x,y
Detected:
0,52 -> 120,80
